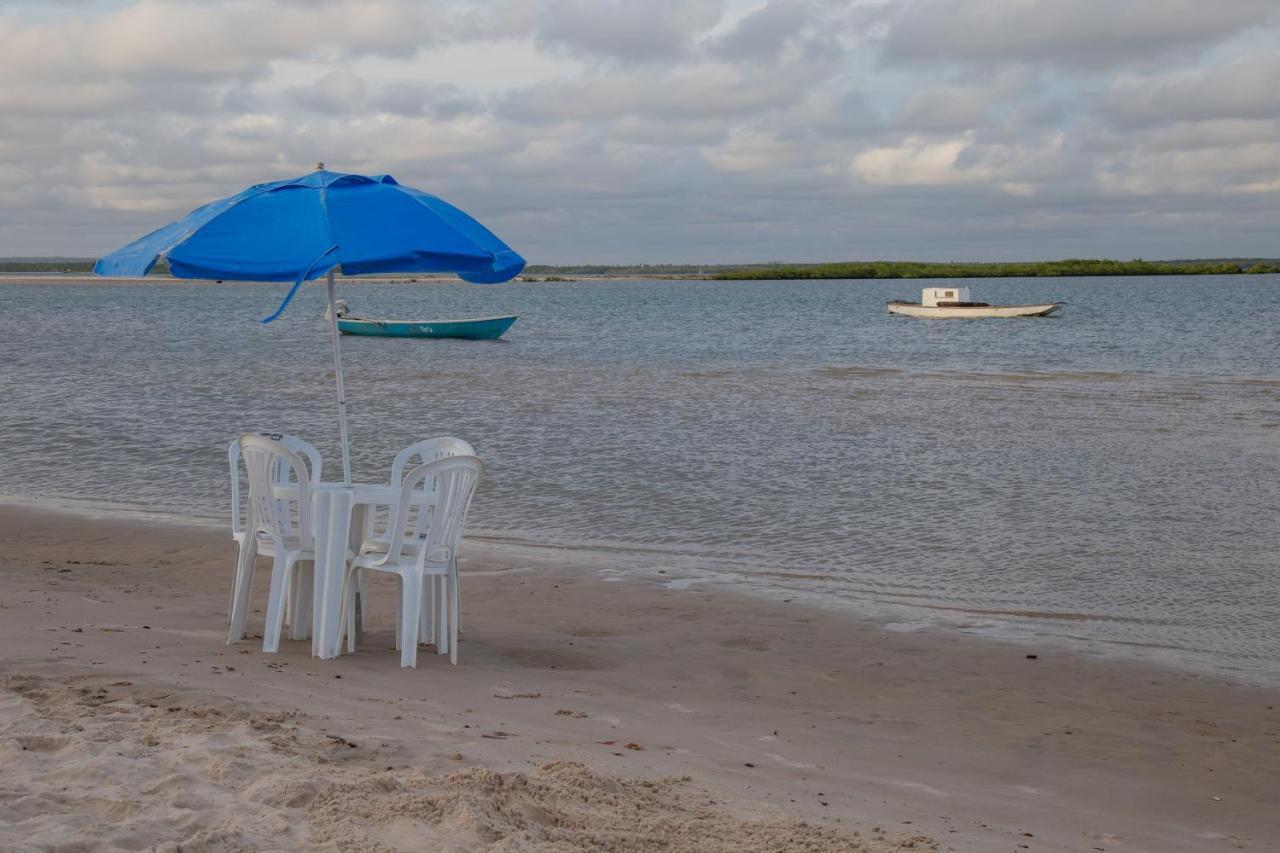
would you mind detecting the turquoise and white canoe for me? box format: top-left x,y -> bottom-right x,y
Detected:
336,313 -> 517,340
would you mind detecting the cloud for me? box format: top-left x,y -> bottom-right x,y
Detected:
712,0 -> 811,62
373,81 -> 482,119
1103,48 -> 1280,126
882,0 -> 1279,68
1095,135 -> 1280,196
533,0 -> 723,62
0,0 -> 1278,263
0,0 -> 453,117
851,132 -> 1031,187
288,70 -> 369,114
701,126 -> 812,173
892,71 -> 1031,132
502,61 -> 805,122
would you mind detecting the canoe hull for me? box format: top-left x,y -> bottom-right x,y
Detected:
887,302 -> 1064,319
337,314 -> 517,339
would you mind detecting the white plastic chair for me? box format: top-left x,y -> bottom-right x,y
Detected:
360,437 -> 475,644
342,454 -> 483,667
361,436 -> 475,539
228,434 -> 320,653
227,432 -> 323,633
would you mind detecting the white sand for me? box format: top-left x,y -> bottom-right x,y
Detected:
2,672 -> 928,852
1,505 -> 1276,851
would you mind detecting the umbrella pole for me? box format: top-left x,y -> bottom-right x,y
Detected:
325,269 -> 353,484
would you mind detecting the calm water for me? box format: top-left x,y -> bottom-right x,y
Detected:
3,275 -> 1278,682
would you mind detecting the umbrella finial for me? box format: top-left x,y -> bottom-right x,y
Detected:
315,161 -> 325,171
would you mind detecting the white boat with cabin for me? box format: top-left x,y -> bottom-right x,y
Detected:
887,286 -> 1064,319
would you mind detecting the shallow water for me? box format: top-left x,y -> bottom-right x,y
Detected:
3,274 -> 1278,682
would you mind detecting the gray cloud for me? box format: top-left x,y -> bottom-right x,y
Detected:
882,0 -> 1279,68
501,60 -> 814,123
373,81 -> 483,119
712,0 -> 811,62
288,70 -> 368,114
533,0 -> 722,62
1103,48 -> 1280,126
892,71 -> 1033,132
0,0 -> 1277,263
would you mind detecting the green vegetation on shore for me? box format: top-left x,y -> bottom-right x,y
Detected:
0,258 -> 170,274
3,257 -> 1277,279
524,264 -> 717,276
709,258 -> 1280,280
0,259 -> 96,273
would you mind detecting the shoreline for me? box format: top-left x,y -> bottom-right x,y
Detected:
1,501 -> 1277,850
5,491 -> 1278,691
4,268 -> 1280,286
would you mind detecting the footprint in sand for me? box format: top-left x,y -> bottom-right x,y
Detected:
500,648 -> 609,671
721,637 -> 771,652
84,798 -> 143,820
567,627 -> 622,638
14,734 -> 73,752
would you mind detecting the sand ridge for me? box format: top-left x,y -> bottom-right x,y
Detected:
1,671 -> 932,852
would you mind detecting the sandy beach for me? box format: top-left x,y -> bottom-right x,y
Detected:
0,505 -> 1275,851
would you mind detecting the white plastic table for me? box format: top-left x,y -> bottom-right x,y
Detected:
310,481 -> 399,659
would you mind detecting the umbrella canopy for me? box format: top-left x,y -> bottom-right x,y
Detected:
95,168 -> 524,308
93,166 -> 525,481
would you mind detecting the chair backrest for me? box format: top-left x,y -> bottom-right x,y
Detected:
229,432 -> 322,538
383,455 -> 484,568
387,437 -> 476,541
278,434 -> 323,484
238,433 -> 314,550
389,436 -> 475,484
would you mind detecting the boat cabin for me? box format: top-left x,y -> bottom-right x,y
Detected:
921,286 -> 972,307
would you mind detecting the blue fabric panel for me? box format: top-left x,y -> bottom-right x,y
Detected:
166,185 -> 334,282
325,179 -> 494,275
93,170 -> 525,291
91,186 -> 258,277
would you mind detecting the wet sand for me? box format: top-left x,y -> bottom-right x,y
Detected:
1,505 -> 1276,851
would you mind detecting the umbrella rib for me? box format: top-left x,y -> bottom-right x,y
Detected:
316,174 -> 343,272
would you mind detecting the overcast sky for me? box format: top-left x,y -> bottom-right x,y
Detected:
1,0 -> 1277,263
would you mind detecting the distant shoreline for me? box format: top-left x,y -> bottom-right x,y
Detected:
706,258 -> 1280,280
3,256 -> 1278,282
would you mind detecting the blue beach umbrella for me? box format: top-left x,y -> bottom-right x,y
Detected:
94,165 -> 525,482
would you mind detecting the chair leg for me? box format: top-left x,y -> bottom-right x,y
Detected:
346,569 -> 360,654
424,573 -> 440,640
227,543 -> 258,643
436,575 -> 449,655
399,572 -> 422,668
425,576 -> 438,646
303,562 -> 316,638
358,571 -> 369,634
288,562 -> 313,641
451,558 -> 460,634
393,577 -> 403,651
228,542 -> 244,626
449,568 -> 460,666
262,553 -> 292,653
333,567 -> 355,656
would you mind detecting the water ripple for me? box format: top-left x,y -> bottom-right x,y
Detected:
3,274 -> 1279,682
